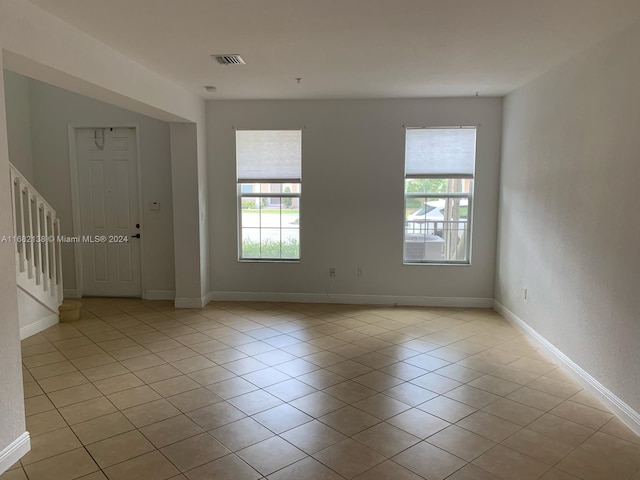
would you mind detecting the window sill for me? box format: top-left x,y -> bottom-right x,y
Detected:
403,261 -> 471,266
238,259 -> 301,264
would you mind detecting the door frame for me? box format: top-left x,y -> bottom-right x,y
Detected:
68,124 -> 146,298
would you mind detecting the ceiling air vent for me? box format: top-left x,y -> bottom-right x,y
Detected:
212,54 -> 246,65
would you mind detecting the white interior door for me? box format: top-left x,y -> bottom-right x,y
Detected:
76,127 -> 141,297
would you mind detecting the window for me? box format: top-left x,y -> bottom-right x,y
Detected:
236,130 -> 301,260
403,127 -> 476,264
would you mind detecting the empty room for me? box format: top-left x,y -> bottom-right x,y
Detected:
0,1 -> 639,479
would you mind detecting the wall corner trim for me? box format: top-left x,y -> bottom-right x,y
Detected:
493,300 -> 640,437
174,292 -> 212,309
0,432 -> 30,475
19,314 -> 58,340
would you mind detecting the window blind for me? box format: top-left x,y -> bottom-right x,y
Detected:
236,130 -> 302,182
405,127 -> 476,178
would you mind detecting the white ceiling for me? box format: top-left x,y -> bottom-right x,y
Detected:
27,0 -> 640,100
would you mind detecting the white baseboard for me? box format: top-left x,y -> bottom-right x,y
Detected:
19,314 -> 58,340
208,291 -> 494,308
63,289 -> 81,299
0,432 -> 30,475
174,292 -> 213,309
145,290 -> 176,300
494,300 -> 640,437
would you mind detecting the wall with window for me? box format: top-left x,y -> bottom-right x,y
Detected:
497,21 -> 640,414
207,98 -> 502,303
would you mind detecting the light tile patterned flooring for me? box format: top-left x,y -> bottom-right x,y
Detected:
3,299 -> 640,480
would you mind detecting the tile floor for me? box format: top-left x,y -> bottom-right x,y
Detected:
3,298 -> 640,480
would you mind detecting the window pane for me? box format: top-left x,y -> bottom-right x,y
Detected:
238,183 -> 300,260
241,228 -> 261,258
404,233 -> 445,262
241,198 -> 260,228
260,199 -> 281,228
260,229 -> 282,258
268,183 -> 282,194
404,178 -> 470,194
281,229 -> 300,259
404,195 -> 470,263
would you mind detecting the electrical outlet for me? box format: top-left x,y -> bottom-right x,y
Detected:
357,267 -> 364,277
329,268 -> 336,278
523,288 -> 528,300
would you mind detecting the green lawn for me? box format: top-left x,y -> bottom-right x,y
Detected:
242,238 -> 299,259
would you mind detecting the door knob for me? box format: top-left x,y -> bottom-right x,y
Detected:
131,233 -> 141,239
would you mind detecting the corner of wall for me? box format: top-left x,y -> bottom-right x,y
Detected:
0,432 -> 30,476
494,300 -> 640,437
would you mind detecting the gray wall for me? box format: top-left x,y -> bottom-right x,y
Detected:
3,73 -> 176,297
207,98 -> 502,301
0,51 -> 27,465
496,21 -> 640,412
3,70 -> 33,181
170,122 -> 205,302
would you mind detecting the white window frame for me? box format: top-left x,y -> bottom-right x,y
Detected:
236,130 -> 302,262
403,126 -> 476,265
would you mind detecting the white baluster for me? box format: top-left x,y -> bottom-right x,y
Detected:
42,205 -> 50,292
16,178 -> 26,272
34,201 -> 42,286
10,169 -> 17,249
49,213 -> 57,298
26,187 -> 35,279
56,218 -> 63,303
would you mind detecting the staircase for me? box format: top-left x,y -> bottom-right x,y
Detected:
9,164 -> 63,339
